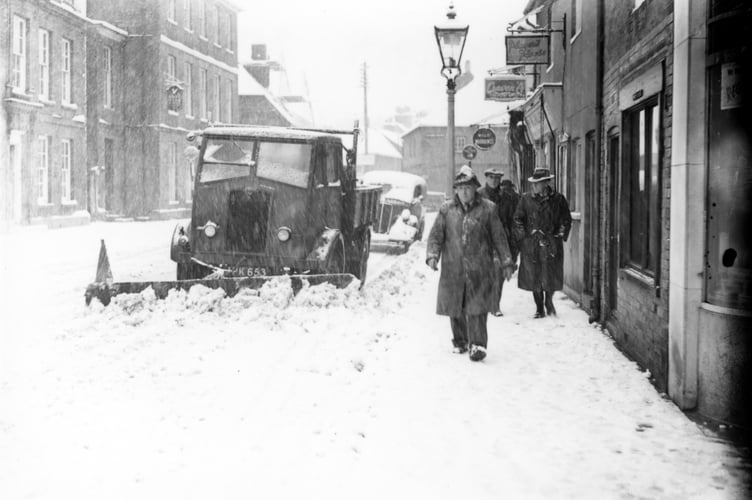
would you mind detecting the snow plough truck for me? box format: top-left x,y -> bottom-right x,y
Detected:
85,122 -> 381,306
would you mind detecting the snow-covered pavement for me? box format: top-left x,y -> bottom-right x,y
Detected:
0,220 -> 750,499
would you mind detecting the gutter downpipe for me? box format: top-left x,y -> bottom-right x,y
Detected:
590,0 -> 605,323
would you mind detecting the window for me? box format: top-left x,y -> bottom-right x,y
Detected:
571,0 -> 582,41
61,139 -> 72,202
167,0 -> 176,22
37,136 -> 50,204
557,140 -> 569,199
214,75 -> 221,122
224,79 -> 232,122
39,29 -> 50,100
257,142 -> 313,188
224,12 -> 232,49
61,38 -> 72,104
227,13 -> 234,51
199,0 -> 207,37
104,46 -> 112,108
184,0 -> 192,30
200,69 -> 208,119
12,16 -> 27,92
215,6 -> 221,45
568,138 -> 579,210
184,62 -> 193,117
168,142 -> 178,202
623,97 -> 661,276
546,5 -> 554,72
455,135 -> 466,153
167,55 -> 176,81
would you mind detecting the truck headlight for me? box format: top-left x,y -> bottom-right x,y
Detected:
198,220 -> 219,238
277,227 -> 292,242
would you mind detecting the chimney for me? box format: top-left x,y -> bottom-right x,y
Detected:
247,44 -> 270,88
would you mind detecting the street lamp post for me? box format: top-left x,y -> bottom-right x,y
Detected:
435,2 -> 468,198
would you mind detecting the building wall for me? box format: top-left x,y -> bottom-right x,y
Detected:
239,95 -> 291,127
3,0 -> 89,226
402,125 -> 510,195
88,0 -> 239,218
601,0 -> 673,392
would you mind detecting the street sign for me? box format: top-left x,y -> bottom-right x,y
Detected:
505,35 -> 550,65
473,128 -> 496,150
462,145 -> 478,160
485,75 -> 526,101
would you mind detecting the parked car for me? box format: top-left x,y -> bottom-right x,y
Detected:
361,170 -> 427,253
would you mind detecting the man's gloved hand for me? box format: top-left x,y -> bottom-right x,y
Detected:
503,265 -> 514,281
427,257 -> 438,271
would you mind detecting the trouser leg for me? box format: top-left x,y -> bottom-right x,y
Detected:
450,316 -> 468,349
466,313 -> 488,348
544,290 -> 556,316
533,291 -> 545,316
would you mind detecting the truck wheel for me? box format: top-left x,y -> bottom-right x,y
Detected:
354,231 -> 370,287
323,236 -> 346,274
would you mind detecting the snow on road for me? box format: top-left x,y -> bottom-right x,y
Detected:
0,220 -> 749,499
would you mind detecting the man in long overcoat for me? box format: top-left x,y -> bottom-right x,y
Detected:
513,167 -> 572,318
478,168 -> 505,316
426,165 -> 515,362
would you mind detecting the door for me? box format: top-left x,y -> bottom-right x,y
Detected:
9,133 -> 23,223
583,132 -> 596,295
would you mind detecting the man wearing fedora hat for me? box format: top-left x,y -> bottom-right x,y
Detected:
479,168 -> 509,316
426,165 -> 515,362
513,167 -> 572,318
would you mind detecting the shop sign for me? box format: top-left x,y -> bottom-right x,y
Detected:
721,62 -> 742,110
485,75 -> 526,101
473,128 -> 496,151
462,145 -> 478,160
167,85 -> 183,112
505,35 -> 550,65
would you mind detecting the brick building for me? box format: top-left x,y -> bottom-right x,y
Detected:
87,0 -> 241,219
2,0 -> 90,228
509,0 -> 752,427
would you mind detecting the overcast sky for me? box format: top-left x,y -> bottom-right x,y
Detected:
238,0 -> 530,129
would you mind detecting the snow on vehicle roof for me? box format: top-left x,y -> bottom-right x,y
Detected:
361,170 -> 426,204
204,125 -> 342,142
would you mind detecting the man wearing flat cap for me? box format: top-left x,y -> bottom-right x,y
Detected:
512,167 -> 572,318
426,165 -> 515,362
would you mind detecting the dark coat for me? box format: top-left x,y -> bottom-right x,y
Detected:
427,193 -> 513,317
498,184 -> 520,260
513,186 -> 572,292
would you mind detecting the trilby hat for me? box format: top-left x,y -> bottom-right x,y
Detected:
528,167 -> 555,183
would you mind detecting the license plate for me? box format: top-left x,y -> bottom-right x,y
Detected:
234,267 -> 268,277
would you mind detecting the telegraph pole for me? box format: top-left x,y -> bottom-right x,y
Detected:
360,62 -> 369,154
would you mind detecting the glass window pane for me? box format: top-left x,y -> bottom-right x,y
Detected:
256,142 -> 312,188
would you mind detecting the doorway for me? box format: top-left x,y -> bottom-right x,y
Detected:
607,133 -> 620,315
9,132 -> 24,223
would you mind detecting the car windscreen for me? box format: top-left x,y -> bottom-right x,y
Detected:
199,138 -> 256,183
256,141 -> 312,188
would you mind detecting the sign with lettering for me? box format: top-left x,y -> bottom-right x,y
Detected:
505,35 -> 550,65
472,128 -> 496,151
721,62 -> 742,110
485,75 -> 526,101
166,85 -> 183,112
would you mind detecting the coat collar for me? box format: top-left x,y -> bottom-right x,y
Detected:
453,192 -> 482,213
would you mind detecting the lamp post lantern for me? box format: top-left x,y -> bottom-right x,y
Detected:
435,2 -> 468,198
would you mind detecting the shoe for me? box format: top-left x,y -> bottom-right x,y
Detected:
546,303 -> 557,316
534,310 -> 545,319
493,311 -> 503,317
469,345 -> 487,361
452,345 -> 468,354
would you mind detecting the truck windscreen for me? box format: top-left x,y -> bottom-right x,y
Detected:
199,138 -> 256,183
256,142 -> 312,188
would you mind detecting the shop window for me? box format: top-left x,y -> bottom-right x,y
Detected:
622,96 -> 661,278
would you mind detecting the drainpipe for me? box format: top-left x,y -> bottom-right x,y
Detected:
589,0 -> 605,323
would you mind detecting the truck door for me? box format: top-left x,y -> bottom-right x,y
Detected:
310,143 -> 342,230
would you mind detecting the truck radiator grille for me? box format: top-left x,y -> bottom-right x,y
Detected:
227,190 -> 270,252
375,202 -> 397,234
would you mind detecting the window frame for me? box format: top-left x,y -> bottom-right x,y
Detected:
12,16 -> 27,93
184,0 -> 192,31
570,0 -> 582,43
454,135 -> 466,153
200,68 -> 208,119
214,74 -> 221,123
167,0 -> 177,23
61,139 -> 72,202
621,95 -> 662,278
103,46 -> 113,108
184,62 -> 193,117
61,38 -> 72,104
39,29 -> 50,100
199,0 -> 207,38
37,136 -> 50,204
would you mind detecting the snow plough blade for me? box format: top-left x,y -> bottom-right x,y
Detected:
84,274 -> 356,306
84,239 -> 356,306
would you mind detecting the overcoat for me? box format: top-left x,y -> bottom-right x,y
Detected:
498,185 -> 521,260
427,193 -> 513,317
513,186 -> 572,291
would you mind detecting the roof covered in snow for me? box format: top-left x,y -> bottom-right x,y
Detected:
203,125 -> 341,142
